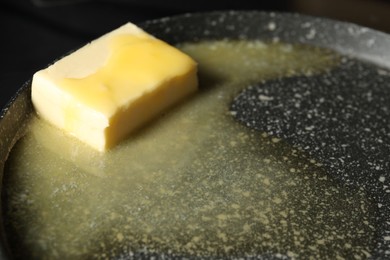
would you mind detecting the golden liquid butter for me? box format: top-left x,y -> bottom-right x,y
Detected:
5,40 -> 377,259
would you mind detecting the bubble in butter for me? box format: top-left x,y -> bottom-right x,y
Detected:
4,40 -> 376,259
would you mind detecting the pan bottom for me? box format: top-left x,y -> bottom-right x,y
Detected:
2,39 -> 385,259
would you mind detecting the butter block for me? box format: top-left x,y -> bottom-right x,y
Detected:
31,23 -> 198,151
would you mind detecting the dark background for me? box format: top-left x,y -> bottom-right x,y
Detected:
1,0 -> 390,110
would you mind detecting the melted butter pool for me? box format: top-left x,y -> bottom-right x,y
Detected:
4,40 -> 377,259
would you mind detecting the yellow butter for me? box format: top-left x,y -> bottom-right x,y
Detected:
31,23 -> 198,151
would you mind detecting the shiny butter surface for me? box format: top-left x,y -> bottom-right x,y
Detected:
31,23 -> 198,151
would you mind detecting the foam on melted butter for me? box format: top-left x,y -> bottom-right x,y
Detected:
4,40 -> 377,259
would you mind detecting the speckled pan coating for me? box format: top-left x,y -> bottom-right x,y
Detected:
1,11 -> 390,259
231,57 -> 390,258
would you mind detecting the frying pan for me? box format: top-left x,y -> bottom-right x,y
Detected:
1,11 -> 390,259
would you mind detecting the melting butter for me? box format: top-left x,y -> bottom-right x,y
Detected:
32,24 -> 198,151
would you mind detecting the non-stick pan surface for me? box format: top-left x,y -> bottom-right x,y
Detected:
1,11 -> 390,259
